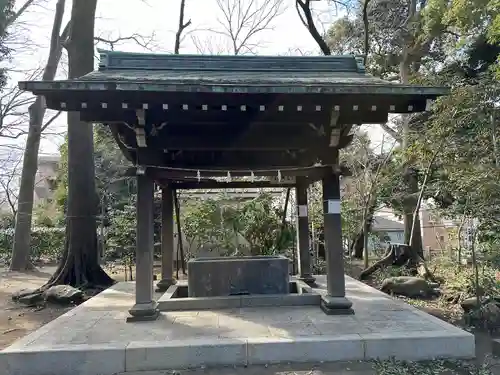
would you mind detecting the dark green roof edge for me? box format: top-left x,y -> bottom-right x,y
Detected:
18,79 -> 450,96
96,49 -> 366,73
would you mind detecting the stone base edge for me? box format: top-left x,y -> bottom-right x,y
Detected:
0,331 -> 475,375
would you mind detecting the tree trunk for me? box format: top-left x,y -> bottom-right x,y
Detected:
350,200 -> 376,259
363,220 -> 369,268
45,0 -> 113,289
174,0 -> 190,54
408,146 -> 442,257
399,56 -> 424,259
10,0 -> 69,271
350,231 -> 364,259
403,167 -> 424,258
10,115 -> 41,271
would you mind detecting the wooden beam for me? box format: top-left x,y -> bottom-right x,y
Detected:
47,92 -> 429,117
80,109 -> 388,126
136,149 -> 321,170
78,106 -> 332,124
147,130 -> 323,150
113,121 -> 329,150
159,180 -> 297,189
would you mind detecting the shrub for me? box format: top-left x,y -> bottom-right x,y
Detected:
436,261 -> 499,299
0,226 -> 65,263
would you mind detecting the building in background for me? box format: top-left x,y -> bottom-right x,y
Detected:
33,155 -> 60,207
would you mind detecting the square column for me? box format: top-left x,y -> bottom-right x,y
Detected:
156,186 -> 177,292
127,174 -> 159,322
295,178 -> 316,286
321,171 -> 353,315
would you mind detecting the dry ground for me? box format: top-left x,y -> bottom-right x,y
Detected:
0,266 -> 65,349
0,262 -> 178,350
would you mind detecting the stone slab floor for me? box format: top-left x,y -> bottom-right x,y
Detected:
0,276 -> 475,375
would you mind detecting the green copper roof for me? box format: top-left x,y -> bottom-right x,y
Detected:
98,49 -> 367,73
18,50 -> 449,97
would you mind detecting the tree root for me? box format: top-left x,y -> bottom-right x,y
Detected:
38,234 -> 114,293
360,243 -> 437,282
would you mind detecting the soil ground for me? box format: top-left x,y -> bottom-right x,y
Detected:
0,262 -> 181,350
0,265 -> 63,350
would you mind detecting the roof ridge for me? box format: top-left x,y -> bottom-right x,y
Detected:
97,49 -> 366,74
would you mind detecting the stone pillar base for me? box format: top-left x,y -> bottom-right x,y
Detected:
298,275 -> 317,288
127,301 -> 160,322
155,278 -> 177,292
320,295 -> 354,315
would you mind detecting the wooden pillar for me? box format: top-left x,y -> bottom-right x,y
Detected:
156,186 -> 176,292
127,174 -> 159,322
320,171 -> 353,315
295,178 -> 316,286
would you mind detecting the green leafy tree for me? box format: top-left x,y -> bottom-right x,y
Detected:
181,192 -> 294,257
106,200 -> 136,279
181,197 -> 237,255
323,0 -> 499,259
416,77 -> 500,237
238,193 -> 292,255
54,126 -> 133,214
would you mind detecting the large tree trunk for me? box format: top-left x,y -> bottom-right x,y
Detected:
10,0 -> 69,271
45,0 -> 113,289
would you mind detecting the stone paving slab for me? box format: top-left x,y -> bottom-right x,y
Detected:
0,275 -> 475,375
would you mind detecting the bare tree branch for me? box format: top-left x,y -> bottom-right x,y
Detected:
41,110 -> 62,132
378,122 -> 401,142
6,0 -> 36,29
174,0 -> 191,54
191,33 -> 228,54
295,0 -> 330,55
0,69 -> 43,138
0,152 -> 22,216
94,32 -> 156,51
11,0 -> 68,271
196,0 -> 285,55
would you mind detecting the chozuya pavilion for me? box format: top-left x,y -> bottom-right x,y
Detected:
19,50 -> 448,321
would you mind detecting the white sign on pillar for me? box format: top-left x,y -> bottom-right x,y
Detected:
298,205 -> 308,217
327,200 -> 341,214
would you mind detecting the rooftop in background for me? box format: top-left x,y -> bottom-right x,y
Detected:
38,155 -> 60,163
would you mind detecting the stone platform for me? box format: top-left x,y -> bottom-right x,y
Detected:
0,276 -> 475,375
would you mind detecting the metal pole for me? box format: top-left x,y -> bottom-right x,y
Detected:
173,188 -> 186,275
491,112 -> 499,168
99,193 -> 106,263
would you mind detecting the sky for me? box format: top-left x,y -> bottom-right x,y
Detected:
1,0 -> 386,159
